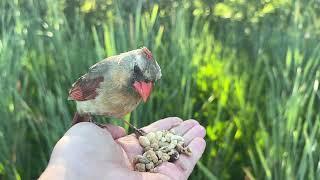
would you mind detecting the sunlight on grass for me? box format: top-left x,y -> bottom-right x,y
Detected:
0,0 -> 319,179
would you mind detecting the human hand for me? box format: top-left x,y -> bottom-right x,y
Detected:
39,117 -> 206,180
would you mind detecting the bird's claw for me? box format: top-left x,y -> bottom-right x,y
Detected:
90,119 -> 106,129
135,128 -> 147,137
87,118 -> 146,137
96,123 -> 107,129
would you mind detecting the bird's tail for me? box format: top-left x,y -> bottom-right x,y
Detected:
72,112 -> 91,125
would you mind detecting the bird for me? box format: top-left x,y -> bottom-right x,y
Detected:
68,47 -> 162,135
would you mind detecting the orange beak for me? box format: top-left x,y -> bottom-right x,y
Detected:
133,81 -> 153,102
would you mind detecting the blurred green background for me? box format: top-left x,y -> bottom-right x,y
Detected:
1,0 -> 320,179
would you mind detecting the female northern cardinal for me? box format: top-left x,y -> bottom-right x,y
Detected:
68,47 -> 161,135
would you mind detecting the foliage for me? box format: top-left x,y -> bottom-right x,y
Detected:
0,0 -> 319,179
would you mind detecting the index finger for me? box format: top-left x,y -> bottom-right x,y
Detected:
156,138 -> 206,179
140,117 -> 183,133
175,138 -> 206,176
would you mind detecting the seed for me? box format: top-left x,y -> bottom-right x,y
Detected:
176,144 -> 183,152
165,133 -> 173,142
151,143 -> 159,150
179,146 -> 192,156
177,141 -> 184,146
171,140 -> 178,145
133,155 -> 141,164
139,136 -> 150,147
156,150 -> 163,158
146,132 -> 156,141
171,135 -> 184,142
169,151 -> 179,162
144,146 -> 153,151
149,168 -> 156,173
144,150 -> 158,163
159,141 -> 169,147
184,147 -> 192,156
169,129 -> 175,134
134,155 -> 145,164
161,153 -> 170,161
161,137 -> 166,142
168,143 -> 176,150
159,146 -> 171,153
150,138 -> 158,144
135,163 -> 146,172
156,131 -> 163,140
155,159 -> 163,166
138,155 -> 150,164
146,162 -> 154,170
167,149 -> 175,155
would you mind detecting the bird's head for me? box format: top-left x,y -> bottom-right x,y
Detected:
128,47 -> 162,102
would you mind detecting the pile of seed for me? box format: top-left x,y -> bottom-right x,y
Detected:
133,130 -> 192,172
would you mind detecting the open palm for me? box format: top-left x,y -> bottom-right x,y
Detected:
40,117 -> 206,180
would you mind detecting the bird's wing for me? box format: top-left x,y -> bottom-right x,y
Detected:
68,74 -> 104,101
68,56 -> 118,101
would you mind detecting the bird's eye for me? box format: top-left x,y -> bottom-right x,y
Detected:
134,65 -> 141,73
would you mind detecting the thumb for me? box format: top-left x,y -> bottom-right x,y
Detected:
101,124 -> 127,139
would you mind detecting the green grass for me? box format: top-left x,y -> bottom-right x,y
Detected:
0,0 -> 319,179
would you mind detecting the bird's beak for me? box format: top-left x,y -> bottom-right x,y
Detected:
133,81 -> 153,102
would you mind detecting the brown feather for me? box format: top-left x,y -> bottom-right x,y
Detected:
72,112 -> 91,125
68,76 -> 104,101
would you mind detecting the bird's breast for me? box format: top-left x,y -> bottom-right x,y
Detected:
76,88 -> 141,118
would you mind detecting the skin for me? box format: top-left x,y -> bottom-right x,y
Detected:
39,117 -> 206,180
